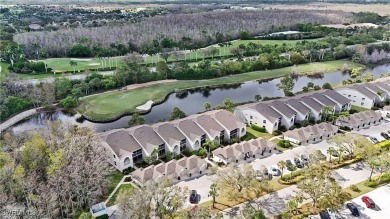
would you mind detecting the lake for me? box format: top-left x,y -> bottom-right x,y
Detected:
10,63 -> 390,133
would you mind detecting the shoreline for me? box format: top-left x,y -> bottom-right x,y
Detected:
77,60 -> 363,122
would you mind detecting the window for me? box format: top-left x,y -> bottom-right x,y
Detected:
362,98 -> 365,100
291,118 -> 294,123
158,144 -> 166,156
132,149 -> 143,163
361,102 -> 364,106
241,128 -> 245,134
263,120 -> 266,124
250,116 -> 253,119
220,130 -> 225,141
114,161 -> 117,166
113,154 -> 116,158
230,129 -> 238,139
201,134 -> 206,145
124,157 -> 131,165
275,122 -> 277,126
180,139 -> 186,151
348,95 -> 351,97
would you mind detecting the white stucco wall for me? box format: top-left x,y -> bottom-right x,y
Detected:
234,108 -> 278,133
336,88 -> 375,109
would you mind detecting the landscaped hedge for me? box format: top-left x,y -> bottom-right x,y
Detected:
250,124 -> 266,133
376,139 -> 390,150
277,140 -> 291,148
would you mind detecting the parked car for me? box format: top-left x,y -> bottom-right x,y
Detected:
362,196 -> 375,208
269,165 -> 281,176
301,154 -> 309,162
346,203 -> 360,217
367,136 -> 379,144
286,160 -> 295,171
381,132 -> 390,140
189,190 -> 198,204
326,208 -> 337,219
294,157 -> 303,168
319,210 -> 331,219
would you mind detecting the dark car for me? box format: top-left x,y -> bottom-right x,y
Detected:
346,203 -> 360,217
294,157 -> 303,168
189,190 -> 198,204
381,132 -> 390,140
362,196 -> 375,208
286,160 -> 295,171
319,210 -> 331,219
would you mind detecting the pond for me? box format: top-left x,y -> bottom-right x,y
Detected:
10,63 -> 390,133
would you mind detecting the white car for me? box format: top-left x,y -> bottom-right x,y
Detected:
326,208 -> 337,219
269,165 -> 281,176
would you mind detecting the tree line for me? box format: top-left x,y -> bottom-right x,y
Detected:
14,9 -> 352,58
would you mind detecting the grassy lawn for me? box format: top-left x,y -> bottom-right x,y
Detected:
0,62 -> 10,80
229,38 -> 323,47
106,184 -> 133,206
78,60 -> 362,121
36,38 -> 324,72
104,171 -> 124,201
44,57 -> 122,72
197,177 -> 289,213
246,127 -> 274,139
351,105 -> 370,112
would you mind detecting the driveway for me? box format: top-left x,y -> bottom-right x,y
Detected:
350,120 -> 390,142
338,184 -> 390,219
221,162 -> 377,218
249,140 -> 333,173
176,174 -> 217,209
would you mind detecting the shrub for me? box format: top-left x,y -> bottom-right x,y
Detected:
272,130 -> 283,136
377,139 -> 390,150
182,149 -> 193,157
277,140 -> 291,148
251,124 -> 266,133
350,184 -> 360,192
340,126 -> 351,131
367,180 -> 376,188
322,83 -> 332,90
278,126 -> 287,132
122,167 -> 135,175
313,85 -> 321,90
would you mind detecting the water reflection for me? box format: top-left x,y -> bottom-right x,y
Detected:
10,63 -> 390,133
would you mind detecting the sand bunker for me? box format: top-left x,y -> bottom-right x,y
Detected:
70,58 -> 93,61
136,100 -> 154,111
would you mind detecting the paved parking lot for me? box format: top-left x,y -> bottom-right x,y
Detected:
351,120 -> 390,142
338,184 -> 390,219
176,174 -> 217,208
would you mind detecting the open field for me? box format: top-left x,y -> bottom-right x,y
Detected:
44,57 -> 122,72
77,60 -> 362,121
269,3 -> 390,16
36,38 -> 322,72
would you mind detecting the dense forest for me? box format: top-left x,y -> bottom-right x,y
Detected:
14,9 -> 353,58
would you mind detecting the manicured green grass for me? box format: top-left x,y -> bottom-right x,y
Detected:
229,38 -> 323,47
104,171 -> 124,201
107,184 -> 133,206
351,105 -> 370,112
0,62 -> 10,80
246,127 -> 274,139
78,60 -> 362,121
44,57 -> 122,72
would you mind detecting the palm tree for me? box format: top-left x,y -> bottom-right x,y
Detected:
329,114 -> 338,124
254,94 -> 262,102
203,102 -> 211,111
322,105 -> 333,122
277,160 -> 286,177
208,183 -> 219,209
337,147 -> 345,163
69,60 -> 77,74
287,199 -> 298,215
327,147 -> 336,163
339,111 -> 350,119
203,139 -> 220,158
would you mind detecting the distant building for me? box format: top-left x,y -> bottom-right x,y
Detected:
28,24 -> 43,31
